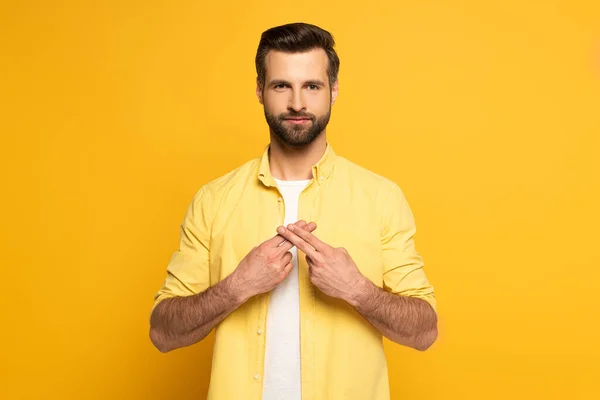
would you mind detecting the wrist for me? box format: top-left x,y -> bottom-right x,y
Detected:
223,272 -> 249,306
347,275 -> 373,308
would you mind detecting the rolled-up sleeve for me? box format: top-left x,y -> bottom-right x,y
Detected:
381,183 -> 436,312
151,186 -> 212,314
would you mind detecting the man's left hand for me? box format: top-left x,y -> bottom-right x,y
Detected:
276,221 -> 367,304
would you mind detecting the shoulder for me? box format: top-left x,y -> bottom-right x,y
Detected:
336,155 -> 400,193
335,156 -> 411,219
204,157 -> 259,193
189,156 -> 261,209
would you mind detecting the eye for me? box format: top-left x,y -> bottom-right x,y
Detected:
307,84 -> 319,90
274,83 -> 288,90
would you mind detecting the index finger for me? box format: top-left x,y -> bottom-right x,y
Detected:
266,221 -> 317,248
286,224 -> 328,253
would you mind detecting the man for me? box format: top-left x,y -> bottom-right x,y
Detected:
149,22 -> 437,400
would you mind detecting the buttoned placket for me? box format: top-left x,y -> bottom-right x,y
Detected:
298,170 -> 321,400
254,146 -> 331,400
252,181 -> 287,396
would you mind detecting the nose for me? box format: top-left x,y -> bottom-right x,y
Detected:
288,89 -> 306,113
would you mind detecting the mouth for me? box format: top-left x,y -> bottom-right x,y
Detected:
284,118 -> 312,124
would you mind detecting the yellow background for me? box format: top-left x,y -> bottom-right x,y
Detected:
1,0 -> 599,398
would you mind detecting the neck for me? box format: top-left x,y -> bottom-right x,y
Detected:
268,132 -> 327,181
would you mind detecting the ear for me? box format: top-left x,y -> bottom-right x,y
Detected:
256,78 -> 264,105
331,79 -> 339,106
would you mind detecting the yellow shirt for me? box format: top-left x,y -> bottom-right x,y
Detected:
152,142 -> 436,400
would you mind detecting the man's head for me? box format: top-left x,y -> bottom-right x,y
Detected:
255,23 -> 340,147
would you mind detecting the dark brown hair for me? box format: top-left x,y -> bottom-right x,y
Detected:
255,22 -> 340,89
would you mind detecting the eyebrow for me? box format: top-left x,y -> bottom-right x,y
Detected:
268,79 -> 326,87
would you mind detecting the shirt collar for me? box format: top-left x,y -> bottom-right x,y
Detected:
258,142 -> 337,188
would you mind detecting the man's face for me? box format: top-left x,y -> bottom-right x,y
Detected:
257,48 -> 338,147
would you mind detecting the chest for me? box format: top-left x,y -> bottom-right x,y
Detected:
209,183 -> 384,285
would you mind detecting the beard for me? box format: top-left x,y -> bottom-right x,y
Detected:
264,106 -> 331,147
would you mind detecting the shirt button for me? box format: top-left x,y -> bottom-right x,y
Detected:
319,176 -> 324,182
278,197 -> 282,202
254,373 -> 260,380
257,328 -> 263,335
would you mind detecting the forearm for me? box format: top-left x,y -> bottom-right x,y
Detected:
348,278 -> 438,351
149,274 -> 247,352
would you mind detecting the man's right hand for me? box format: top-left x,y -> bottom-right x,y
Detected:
231,220 -> 316,302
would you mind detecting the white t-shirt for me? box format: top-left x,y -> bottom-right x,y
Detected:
261,177 -> 310,400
